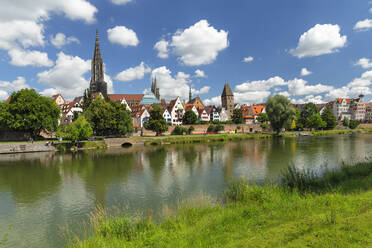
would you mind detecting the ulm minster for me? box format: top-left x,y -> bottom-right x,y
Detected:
1,1 -> 372,248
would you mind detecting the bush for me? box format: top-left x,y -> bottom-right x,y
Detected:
188,126 -> 195,135
207,123 -> 224,133
172,126 -> 187,135
349,121 -> 360,129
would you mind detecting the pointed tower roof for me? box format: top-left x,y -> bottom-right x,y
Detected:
221,82 -> 233,97
93,29 -> 102,62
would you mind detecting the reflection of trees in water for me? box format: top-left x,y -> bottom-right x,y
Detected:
60,151 -> 136,207
0,158 -> 61,204
146,148 -> 167,185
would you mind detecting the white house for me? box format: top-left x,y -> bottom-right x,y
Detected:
198,108 -> 210,122
163,108 -> 172,124
219,108 -> 229,122
168,97 -> 185,125
133,109 -> 150,127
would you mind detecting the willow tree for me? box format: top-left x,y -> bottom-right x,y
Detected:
266,95 -> 295,135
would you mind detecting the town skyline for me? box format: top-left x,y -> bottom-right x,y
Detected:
0,0 -> 372,105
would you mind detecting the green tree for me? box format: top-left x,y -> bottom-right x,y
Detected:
56,115 -> 93,141
294,108 -> 303,130
4,89 -> 60,137
84,97 -> 133,136
321,107 -> 337,130
266,95 -> 295,135
182,110 -> 197,124
188,126 -> 195,135
300,103 -> 318,128
172,126 -> 187,135
257,113 -> 269,123
343,117 -> 350,127
232,109 -> 243,124
349,121 -> 360,129
145,105 -> 168,135
0,101 -> 11,130
82,89 -> 92,111
306,113 -> 326,130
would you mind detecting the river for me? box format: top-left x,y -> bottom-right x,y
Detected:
0,134 -> 371,248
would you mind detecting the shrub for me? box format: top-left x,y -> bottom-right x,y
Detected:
188,126 -> 195,135
172,126 -> 187,135
349,121 -> 360,129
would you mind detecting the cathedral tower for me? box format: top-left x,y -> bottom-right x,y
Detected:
151,77 -> 160,100
90,30 -> 107,97
221,82 -> 234,120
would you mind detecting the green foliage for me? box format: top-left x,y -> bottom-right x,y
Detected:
84,97 -> 133,136
0,89 -> 60,137
172,126 -> 187,135
306,113 -> 326,130
343,117 -> 350,127
182,110 -> 197,125
256,113 -> 269,123
260,123 -> 270,130
188,126 -> 195,135
82,89 -> 92,111
349,121 -> 360,129
300,103 -> 318,128
232,108 -> 243,124
56,116 -> 93,141
145,105 -> 168,135
266,95 -> 295,134
207,123 -> 224,133
321,107 -> 337,130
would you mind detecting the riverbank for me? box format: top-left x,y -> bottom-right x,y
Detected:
70,162 -> 372,248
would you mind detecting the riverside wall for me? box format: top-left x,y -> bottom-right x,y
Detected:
141,124 -> 262,136
0,143 -> 56,154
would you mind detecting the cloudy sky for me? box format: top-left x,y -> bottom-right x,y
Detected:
0,0 -> 372,105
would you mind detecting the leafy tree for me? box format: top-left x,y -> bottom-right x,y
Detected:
3,89 -> 60,137
172,126 -> 187,135
294,108 -> 303,130
145,105 -> 168,135
182,110 -> 197,125
84,97 -> 133,136
349,121 -> 360,129
0,101 -> 11,130
306,113 -> 326,130
257,113 -> 269,123
321,107 -> 337,130
300,103 -> 318,128
232,109 -> 243,124
56,115 -> 93,141
260,123 -> 270,131
343,117 -> 350,127
82,89 -> 92,111
266,95 -> 295,135
207,123 -> 224,133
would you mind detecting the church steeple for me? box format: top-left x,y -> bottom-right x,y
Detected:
189,87 -> 192,102
90,30 -> 107,97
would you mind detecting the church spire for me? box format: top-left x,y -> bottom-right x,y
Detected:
90,29 -> 107,97
189,86 -> 192,102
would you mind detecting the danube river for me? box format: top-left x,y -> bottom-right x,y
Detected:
0,134 -> 371,248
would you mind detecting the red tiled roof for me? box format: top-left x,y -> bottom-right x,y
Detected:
243,115 -> 254,119
108,94 -> 144,102
251,105 -> 265,115
336,98 -> 351,104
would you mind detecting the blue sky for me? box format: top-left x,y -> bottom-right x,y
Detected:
0,0 -> 372,105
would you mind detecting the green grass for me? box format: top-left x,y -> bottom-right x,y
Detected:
70,162 -> 372,248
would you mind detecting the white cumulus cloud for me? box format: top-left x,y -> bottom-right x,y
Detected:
355,58 -> 372,69
151,66 -> 210,101
243,56 -> 254,63
287,78 -> 333,96
37,52 -> 91,99
154,39 -> 169,59
107,26 -> 139,47
301,68 -> 312,76
290,24 -> 347,58
0,77 -> 30,95
111,0 -> 133,5
8,49 -> 53,67
170,20 -> 229,66
354,19 -> 372,31
194,69 -> 206,78
204,96 -> 221,106
115,62 -> 151,82
51,33 -> 79,48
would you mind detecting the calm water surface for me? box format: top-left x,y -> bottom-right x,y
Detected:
0,134 -> 372,248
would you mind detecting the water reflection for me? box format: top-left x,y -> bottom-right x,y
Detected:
0,134 -> 372,248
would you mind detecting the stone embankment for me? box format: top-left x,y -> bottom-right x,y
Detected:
0,142 -> 56,154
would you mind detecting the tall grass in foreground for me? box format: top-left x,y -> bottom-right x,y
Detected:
70,162 -> 372,248
282,161 -> 372,193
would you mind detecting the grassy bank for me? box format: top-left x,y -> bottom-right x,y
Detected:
70,162 -> 372,248
55,141 -> 107,152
